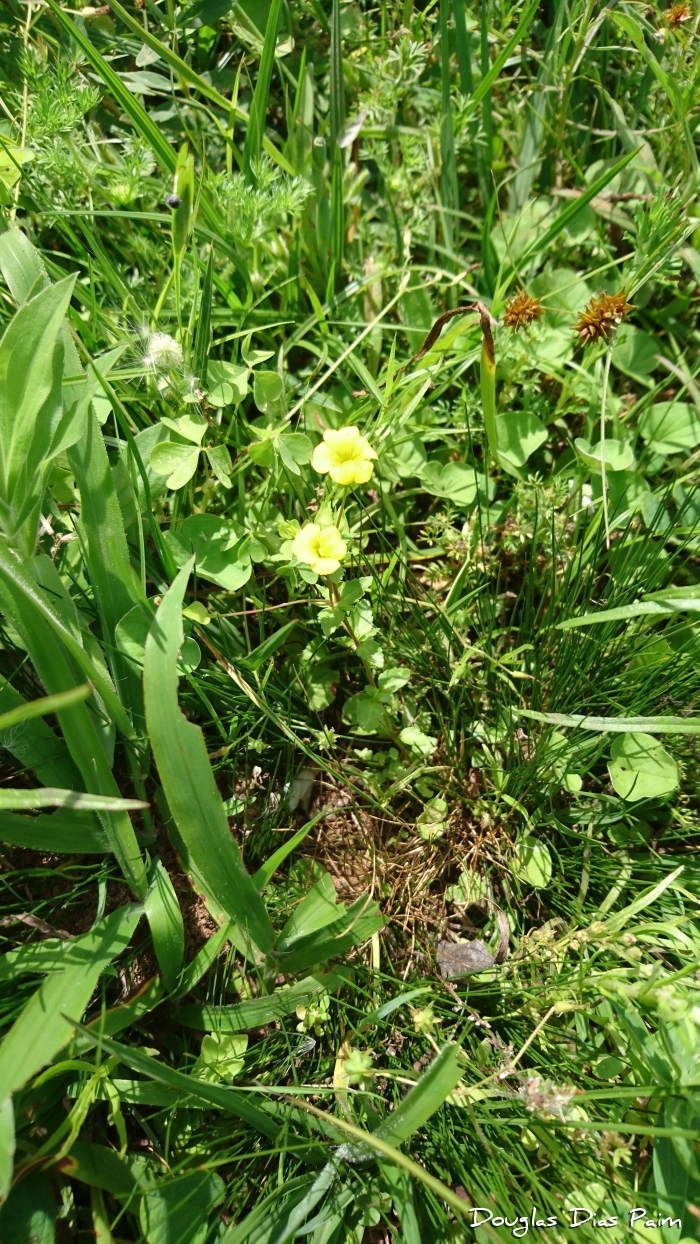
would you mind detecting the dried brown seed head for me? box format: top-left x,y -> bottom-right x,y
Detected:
573,289 -> 634,346
666,1 -> 691,26
503,290 -> 544,332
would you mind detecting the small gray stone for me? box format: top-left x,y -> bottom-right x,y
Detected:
436,939 -> 495,980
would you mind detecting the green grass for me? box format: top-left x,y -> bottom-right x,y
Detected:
0,0 -> 699,1239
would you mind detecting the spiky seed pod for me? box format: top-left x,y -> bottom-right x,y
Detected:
666,2 -> 691,26
503,290 -> 544,332
573,290 -> 634,346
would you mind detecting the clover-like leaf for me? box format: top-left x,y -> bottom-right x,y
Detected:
149,441 -> 200,489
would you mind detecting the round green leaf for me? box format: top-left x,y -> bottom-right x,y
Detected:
612,325 -> 660,378
511,835 -> 552,888
607,731 -> 679,801
574,437 -> 634,474
496,411 -> 548,467
638,401 -> 700,455
421,462 -> 488,506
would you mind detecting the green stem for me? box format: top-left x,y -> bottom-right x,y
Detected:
599,336 -> 614,550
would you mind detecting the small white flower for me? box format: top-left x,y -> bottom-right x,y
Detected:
145,332 -> 183,372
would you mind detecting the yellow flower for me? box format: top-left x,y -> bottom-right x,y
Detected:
292,523 -> 347,575
311,426 -> 377,486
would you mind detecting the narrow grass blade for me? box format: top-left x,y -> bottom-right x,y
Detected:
73,977 -> 164,1055
439,0 -> 457,259
329,144 -> 344,288
329,0 -> 345,150
194,243 -> 214,388
68,411 -> 143,719
452,0 -> 474,93
0,1097 -> 13,1202
0,788 -> 148,810
0,684 -> 91,732
472,0 -> 539,107
0,679 -> 81,788
252,811 -> 324,890
243,0 -> 284,178
69,1026 -> 283,1141
173,922 -> 235,999
144,858 -> 185,991
143,561 -> 275,952
558,600 -> 675,627
0,905 -> 142,1097
519,709 -> 700,735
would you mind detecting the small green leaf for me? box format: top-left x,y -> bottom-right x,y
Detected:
608,732 -> 680,801
511,835 -> 552,888
343,691 -> 388,734
416,797 -> 448,840
196,1032 -> 248,1082
378,667 -> 411,694
205,444 -> 232,487
207,360 -> 249,408
400,726 -> 438,756
161,413 -> 208,444
254,369 -> 285,415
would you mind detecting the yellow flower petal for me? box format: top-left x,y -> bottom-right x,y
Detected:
311,425 -> 377,486
292,523 -> 347,576
311,442 -> 334,474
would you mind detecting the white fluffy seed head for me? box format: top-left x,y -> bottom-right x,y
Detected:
145,332 -> 183,371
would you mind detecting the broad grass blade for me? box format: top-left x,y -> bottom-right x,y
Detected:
375,1043 -> 464,1145
177,972 -> 339,1031
0,905 -> 142,1097
70,1028 -> 283,1140
0,679 -> 81,787
0,810 -> 108,853
143,561 -> 275,952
